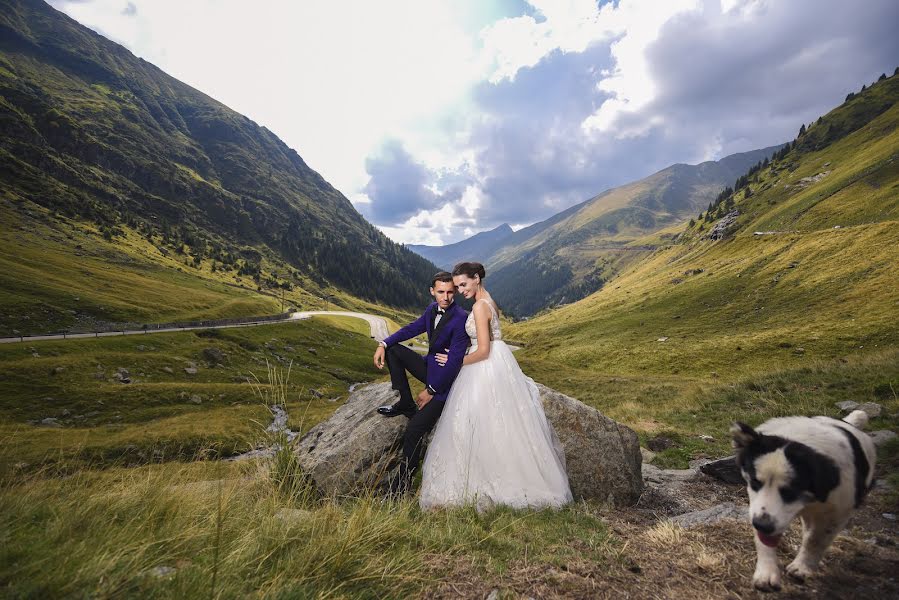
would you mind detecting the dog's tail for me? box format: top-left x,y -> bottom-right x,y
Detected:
843,409 -> 869,430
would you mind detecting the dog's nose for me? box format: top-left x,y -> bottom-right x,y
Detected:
752,514 -> 776,535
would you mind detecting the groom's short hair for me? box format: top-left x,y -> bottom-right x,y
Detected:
431,271 -> 453,287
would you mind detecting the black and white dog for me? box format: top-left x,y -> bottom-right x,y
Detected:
731,410 -> 876,591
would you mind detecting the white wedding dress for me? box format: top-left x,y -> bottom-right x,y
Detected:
419,300 -> 573,511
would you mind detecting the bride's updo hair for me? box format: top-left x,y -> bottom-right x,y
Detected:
452,261 -> 486,280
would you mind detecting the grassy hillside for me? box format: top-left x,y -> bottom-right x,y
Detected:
0,316 -> 382,477
0,0 -> 437,323
485,146 -> 781,317
509,70 -> 899,462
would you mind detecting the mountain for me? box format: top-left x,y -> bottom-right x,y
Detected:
0,0 -> 436,332
510,69 -> 899,378
482,145 -> 783,316
408,223 -> 513,271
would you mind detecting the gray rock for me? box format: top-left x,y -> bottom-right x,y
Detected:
646,436 -> 674,452
640,447 -> 657,464
670,502 -> 748,528
307,347 -> 318,355
857,402 -> 882,418
146,565 -> 176,578
189,394 -> 203,405
706,210 -> 740,240
184,367 -> 198,375
162,366 -> 174,374
698,456 -> 744,485
53,366 -> 65,374
486,590 -> 500,600
835,400 -> 859,412
537,383 -> 642,505
39,417 -> 62,428
296,381 -> 643,505
202,347 -> 225,364
296,383 -> 408,496
869,430 -> 896,447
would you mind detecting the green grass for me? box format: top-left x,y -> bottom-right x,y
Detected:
519,349 -> 899,467
0,318 -> 381,478
0,200 -> 420,337
0,459 -> 613,599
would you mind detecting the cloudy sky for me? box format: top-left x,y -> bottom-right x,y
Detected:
50,0 -> 899,244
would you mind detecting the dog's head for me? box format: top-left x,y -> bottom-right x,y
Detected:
731,422 -> 840,547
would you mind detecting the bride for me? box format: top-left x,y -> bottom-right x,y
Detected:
419,261 -> 573,510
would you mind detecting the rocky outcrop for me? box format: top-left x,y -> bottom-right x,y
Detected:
295,381 -> 644,504
295,383 -> 406,496
536,384 -> 643,505
706,210 -> 740,240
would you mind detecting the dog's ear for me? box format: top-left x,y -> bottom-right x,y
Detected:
730,422 -> 759,449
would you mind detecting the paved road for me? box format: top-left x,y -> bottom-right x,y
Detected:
0,311 -> 391,344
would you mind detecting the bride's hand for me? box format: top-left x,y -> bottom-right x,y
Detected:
435,349 -> 449,366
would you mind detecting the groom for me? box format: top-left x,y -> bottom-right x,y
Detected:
373,271 -> 470,494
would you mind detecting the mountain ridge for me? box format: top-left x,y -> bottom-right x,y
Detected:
0,0 -> 436,329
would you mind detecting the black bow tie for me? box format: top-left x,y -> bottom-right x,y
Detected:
435,308 -> 446,315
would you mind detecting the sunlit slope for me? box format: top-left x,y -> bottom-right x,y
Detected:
510,73 -> 899,378
0,200 -> 416,336
0,0 -> 437,319
488,146 -> 780,316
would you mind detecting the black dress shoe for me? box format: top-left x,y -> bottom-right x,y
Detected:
376,403 -> 415,418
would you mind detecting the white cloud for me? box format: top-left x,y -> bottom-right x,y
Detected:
51,0 -> 485,202
581,0 -> 700,136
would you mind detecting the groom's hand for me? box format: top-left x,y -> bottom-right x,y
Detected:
373,345 -> 386,369
416,389 -> 433,409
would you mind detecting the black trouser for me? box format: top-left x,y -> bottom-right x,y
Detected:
386,344 -> 445,488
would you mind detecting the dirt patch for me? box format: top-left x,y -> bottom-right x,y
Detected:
422,476 -> 899,599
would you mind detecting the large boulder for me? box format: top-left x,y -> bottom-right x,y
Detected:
295,383 -> 405,496
535,383 -> 643,505
295,381 -> 643,505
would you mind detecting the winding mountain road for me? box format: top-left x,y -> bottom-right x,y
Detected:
0,311 -> 390,344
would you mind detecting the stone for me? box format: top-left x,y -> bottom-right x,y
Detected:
698,434 -> 715,443
39,417 -> 62,428
537,383 -> 642,505
857,402 -> 882,418
162,366 -> 174,374
869,430 -> 897,447
146,565 -> 176,579
307,347 -> 318,355
184,367 -> 198,375
698,456 -> 744,485
296,382 -> 643,505
640,447 -> 657,464
296,383 -> 408,496
706,210 -> 740,240
202,347 -> 225,364
646,436 -> 674,452
835,401 -> 859,412
53,366 -> 65,374
670,502 -> 748,528
486,590 -> 500,600
189,394 -> 203,405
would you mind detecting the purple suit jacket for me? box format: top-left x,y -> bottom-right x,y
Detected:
382,301 -> 470,402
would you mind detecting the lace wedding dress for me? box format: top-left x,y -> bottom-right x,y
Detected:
419,300 -> 573,511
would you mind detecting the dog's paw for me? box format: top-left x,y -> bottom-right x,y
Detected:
786,560 -> 814,582
753,568 -> 782,592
